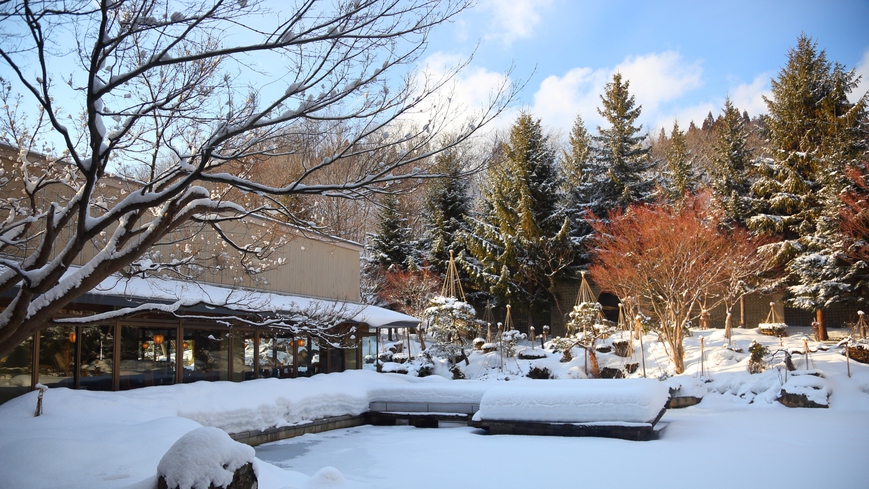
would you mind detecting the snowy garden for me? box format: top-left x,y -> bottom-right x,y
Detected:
0,1 -> 867,488
2,314 -> 869,488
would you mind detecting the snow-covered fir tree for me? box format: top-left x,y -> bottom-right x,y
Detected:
710,97 -> 754,225
576,73 -> 655,220
662,120 -> 698,200
367,193 -> 415,271
423,146 -> 472,277
561,115 -> 597,265
459,113 -> 574,328
747,35 -> 869,336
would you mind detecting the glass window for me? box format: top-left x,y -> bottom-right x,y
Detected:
37,326 -> 76,389
361,335 -> 377,370
232,330 -> 255,382
182,328 -> 229,383
118,326 -> 176,390
259,332 -> 297,379
297,336 -> 321,377
0,335 -> 33,404
343,345 -> 358,371
78,325 -> 114,392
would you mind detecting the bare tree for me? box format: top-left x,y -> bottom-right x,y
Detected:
588,193 -> 772,374
0,0 -> 514,357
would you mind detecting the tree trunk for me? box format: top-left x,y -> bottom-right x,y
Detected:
416,328 -> 426,351
740,296 -> 746,328
815,309 -> 829,341
587,349 -> 601,378
671,340 -> 685,374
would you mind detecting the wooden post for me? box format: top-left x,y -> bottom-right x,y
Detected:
34,384 -> 48,417
846,345 -> 851,378
637,318 -> 647,378
739,296 -> 746,329
803,339 -> 811,370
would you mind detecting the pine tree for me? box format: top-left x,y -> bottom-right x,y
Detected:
576,73 -> 654,219
561,115 -> 593,191
748,35 -> 869,335
710,97 -> 754,224
459,113 -> 574,328
561,115 -> 596,264
367,193 -> 413,271
663,120 -> 698,199
424,147 -> 472,276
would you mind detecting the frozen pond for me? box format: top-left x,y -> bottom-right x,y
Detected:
255,405 -> 868,489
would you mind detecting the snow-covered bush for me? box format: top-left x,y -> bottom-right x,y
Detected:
500,329 -> 526,357
423,295 -> 476,366
748,341 -> 769,374
566,302 -> 602,336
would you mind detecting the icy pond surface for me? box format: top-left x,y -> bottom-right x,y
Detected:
255,406 -> 867,489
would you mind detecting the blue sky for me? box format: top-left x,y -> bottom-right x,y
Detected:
418,0 -> 869,135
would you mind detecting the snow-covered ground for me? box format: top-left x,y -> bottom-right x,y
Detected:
1,327 -> 868,489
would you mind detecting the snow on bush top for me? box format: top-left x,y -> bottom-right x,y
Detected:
157,427 -> 255,489
474,378 -> 669,424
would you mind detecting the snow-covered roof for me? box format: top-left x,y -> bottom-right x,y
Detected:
57,268 -> 420,329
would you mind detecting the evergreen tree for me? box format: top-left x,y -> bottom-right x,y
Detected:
663,120 -> 698,199
747,35 -> 869,333
710,97 -> 754,224
561,115 -> 596,264
561,115 -> 593,191
459,113 -> 574,328
577,73 -> 654,219
367,193 -> 413,271
424,147 -> 472,276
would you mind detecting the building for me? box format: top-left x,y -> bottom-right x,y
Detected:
0,145 -> 418,404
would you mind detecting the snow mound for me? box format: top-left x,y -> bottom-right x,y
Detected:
157,426 -> 256,489
473,379 -> 669,424
306,466 -> 347,487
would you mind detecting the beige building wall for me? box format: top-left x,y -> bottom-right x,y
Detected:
0,144 -> 361,303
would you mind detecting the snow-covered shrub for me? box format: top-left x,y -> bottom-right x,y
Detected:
748,341 -> 769,374
566,302 -> 602,336
423,295 -> 476,366
500,329 -> 526,357
526,365 -> 552,379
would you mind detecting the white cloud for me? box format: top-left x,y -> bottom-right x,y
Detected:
730,74 -> 771,118
852,48 -> 869,104
531,51 -> 704,132
478,0 -> 554,46
532,67 -> 608,131
614,52 -> 704,113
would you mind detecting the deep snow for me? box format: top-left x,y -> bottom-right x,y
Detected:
0,327 -> 867,489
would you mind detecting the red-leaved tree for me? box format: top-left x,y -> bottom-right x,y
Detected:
588,193 -> 772,374
840,162 -> 869,305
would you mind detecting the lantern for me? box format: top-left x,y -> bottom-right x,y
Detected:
153,334 -> 164,345
68,332 -> 76,343
295,338 -> 306,347
142,341 -> 150,349
182,341 -> 189,349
